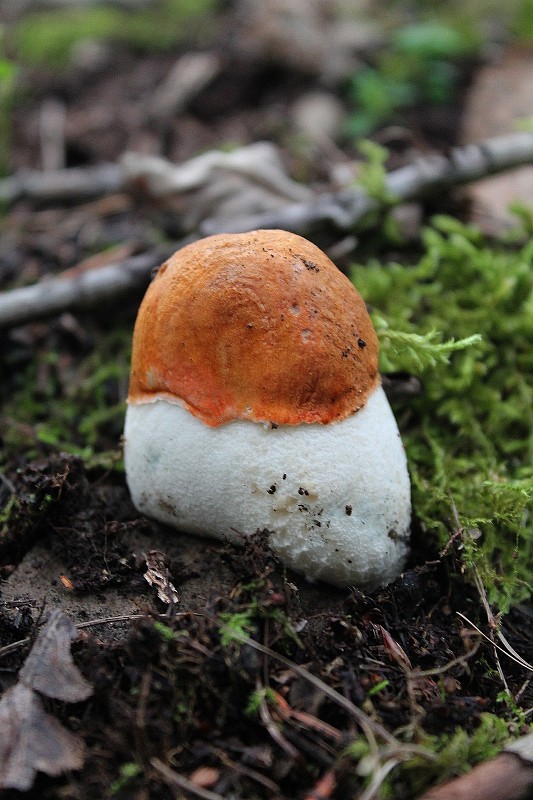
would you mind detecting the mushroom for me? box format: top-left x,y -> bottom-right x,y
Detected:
124,230 -> 411,588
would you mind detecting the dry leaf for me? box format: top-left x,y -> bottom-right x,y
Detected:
188,766 -> 220,788
379,625 -> 412,671
19,608 -> 93,702
0,683 -> 85,791
0,608 -> 93,791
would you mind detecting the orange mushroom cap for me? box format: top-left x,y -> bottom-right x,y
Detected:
128,229 -> 379,427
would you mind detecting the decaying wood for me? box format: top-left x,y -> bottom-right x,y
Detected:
120,141 -> 312,201
2,132 -> 533,328
418,733 -> 533,800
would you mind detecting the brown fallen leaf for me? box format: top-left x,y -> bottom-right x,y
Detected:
19,608 -> 93,702
0,683 -> 85,791
0,609 -> 93,791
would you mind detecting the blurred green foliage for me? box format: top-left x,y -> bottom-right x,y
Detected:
0,31 -> 17,175
396,713 -> 513,797
345,21 -> 478,138
12,0 -> 217,67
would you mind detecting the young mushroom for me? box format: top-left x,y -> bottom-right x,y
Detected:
124,230 -> 411,588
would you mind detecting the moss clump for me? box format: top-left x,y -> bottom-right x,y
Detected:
394,713 -> 512,798
1,326 -> 131,467
353,215 -> 533,611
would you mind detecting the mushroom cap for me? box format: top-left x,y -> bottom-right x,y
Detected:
128,229 -> 379,426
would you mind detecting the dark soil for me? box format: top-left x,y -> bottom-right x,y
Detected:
1,20 -> 532,800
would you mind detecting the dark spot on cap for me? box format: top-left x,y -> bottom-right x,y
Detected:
358,338 -> 366,348
345,505 -> 353,516
267,485 -> 277,495
301,257 -> 320,272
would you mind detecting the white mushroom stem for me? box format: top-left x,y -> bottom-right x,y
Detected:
124,386 -> 411,589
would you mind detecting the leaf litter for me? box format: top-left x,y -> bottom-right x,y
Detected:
0,609 -> 92,791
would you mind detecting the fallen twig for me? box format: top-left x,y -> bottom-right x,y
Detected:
2,131 -> 533,329
202,131 -> 533,235
0,243 -> 179,329
456,613 -> 533,672
255,679 -> 300,760
0,163 -> 123,205
0,612 -> 161,659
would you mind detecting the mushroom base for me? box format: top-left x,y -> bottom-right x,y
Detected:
124,387 -> 411,589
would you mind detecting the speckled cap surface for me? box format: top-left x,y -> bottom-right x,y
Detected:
128,229 -> 379,426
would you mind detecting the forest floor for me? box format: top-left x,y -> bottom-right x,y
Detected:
0,3 -> 532,799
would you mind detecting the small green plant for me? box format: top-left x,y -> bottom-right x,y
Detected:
218,609 -> 255,646
396,713 -> 511,796
367,678 -> 390,697
2,325 -> 131,465
345,22 -> 477,137
374,323 -> 482,373
12,0 -> 217,67
245,685 -> 278,717
355,140 -> 397,204
153,620 -> 179,642
110,762 -> 141,795
219,597 -> 302,651
496,690 -> 532,729
0,29 -> 17,176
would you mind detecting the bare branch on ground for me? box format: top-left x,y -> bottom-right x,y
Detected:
202,131 -> 533,235
0,244 -> 179,329
2,132 -> 533,329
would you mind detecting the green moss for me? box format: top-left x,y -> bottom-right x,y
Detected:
2,325 -> 131,467
13,0 -> 217,67
353,215 -> 533,610
397,713 -> 512,797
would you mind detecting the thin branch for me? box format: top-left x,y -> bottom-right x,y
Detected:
202,131 -> 533,235
456,613 -> 533,671
0,244 -> 179,329
235,633 -> 400,752
358,758 -> 400,800
0,612 -> 161,659
415,638 -> 482,677
2,131 -> 533,329
0,163 -> 123,205
255,679 -> 300,760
